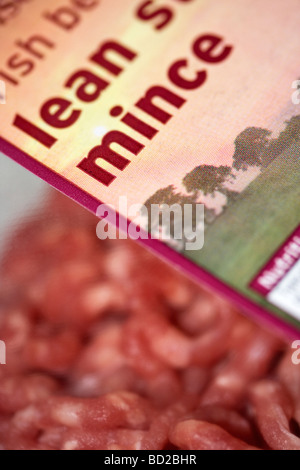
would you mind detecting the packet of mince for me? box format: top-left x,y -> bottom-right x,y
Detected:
1,0 -> 300,338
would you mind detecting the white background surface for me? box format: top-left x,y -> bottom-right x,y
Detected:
0,153 -> 47,255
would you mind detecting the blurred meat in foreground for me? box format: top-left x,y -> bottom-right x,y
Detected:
0,192 -> 299,450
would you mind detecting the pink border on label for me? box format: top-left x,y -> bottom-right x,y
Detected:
250,225 -> 300,296
1,135 -> 299,340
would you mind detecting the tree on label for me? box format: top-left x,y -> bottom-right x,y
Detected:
265,115 -> 300,165
232,127 -> 271,171
183,165 -> 238,203
232,117 -> 300,172
143,185 -> 209,251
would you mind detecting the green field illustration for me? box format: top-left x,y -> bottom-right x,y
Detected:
144,115 -> 300,324
186,142 -> 300,321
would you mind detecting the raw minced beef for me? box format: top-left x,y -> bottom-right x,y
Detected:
0,193 -> 299,450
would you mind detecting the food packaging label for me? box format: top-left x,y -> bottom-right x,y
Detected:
1,0 -> 300,337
